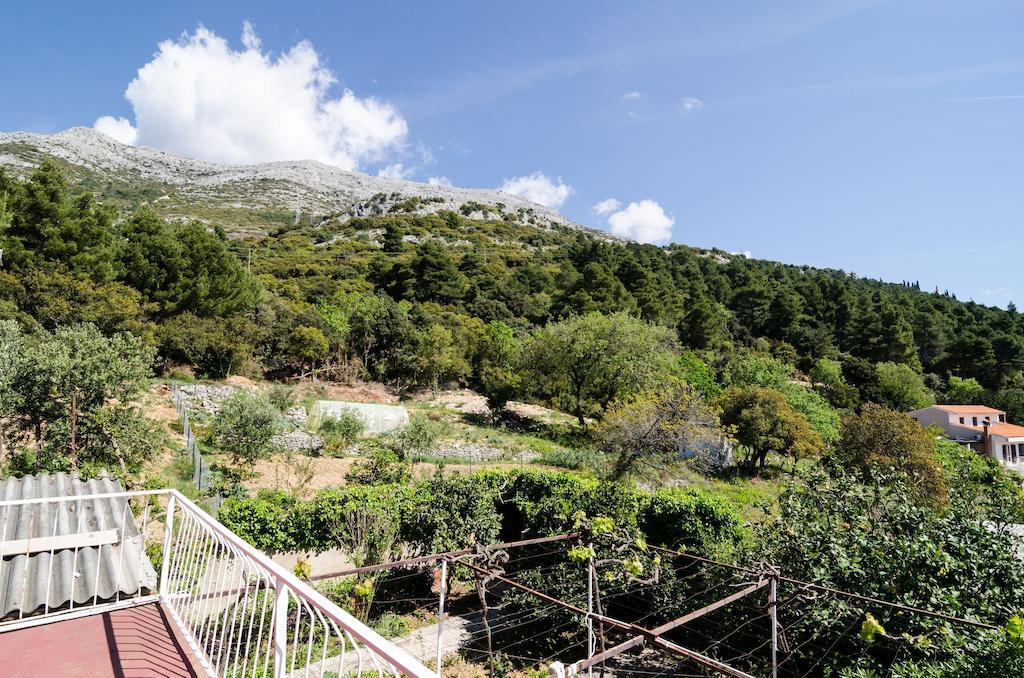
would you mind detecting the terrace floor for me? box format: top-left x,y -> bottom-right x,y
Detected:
0,603 -> 201,677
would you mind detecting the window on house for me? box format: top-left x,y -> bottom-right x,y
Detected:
973,417 -> 979,426
1004,445 -> 1010,461
1000,414 -> 1006,422
959,417 -> 965,424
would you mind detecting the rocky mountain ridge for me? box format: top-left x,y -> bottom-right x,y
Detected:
0,127 -> 588,237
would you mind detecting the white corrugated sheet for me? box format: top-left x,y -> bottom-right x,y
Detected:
309,400 -> 410,434
0,473 -> 158,619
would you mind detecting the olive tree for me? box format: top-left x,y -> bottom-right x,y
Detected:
599,389 -> 721,481
16,323 -> 154,471
520,312 -> 679,426
212,391 -> 281,465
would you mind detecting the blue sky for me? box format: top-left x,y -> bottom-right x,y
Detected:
2,1 -> 1023,305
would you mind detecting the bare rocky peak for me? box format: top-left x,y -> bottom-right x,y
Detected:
0,127 -> 585,233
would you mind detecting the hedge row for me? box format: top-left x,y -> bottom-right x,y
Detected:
218,469 -> 746,558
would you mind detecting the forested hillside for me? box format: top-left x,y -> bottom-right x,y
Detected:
5,155 -> 1024,676
2,159 -> 1021,420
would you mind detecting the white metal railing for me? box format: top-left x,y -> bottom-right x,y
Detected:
0,489 -> 437,678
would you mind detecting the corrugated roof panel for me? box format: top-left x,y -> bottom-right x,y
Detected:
0,473 -> 158,620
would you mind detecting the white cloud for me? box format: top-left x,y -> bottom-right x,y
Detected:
622,91 -> 642,101
378,163 -> 413,179
93,23 -> 408,170
606,200 -> 675,243
94,116 -> 138,145
498,172 -> 573,208
591,198 -> 621,216
416,143 -> 435,164
680,97 -> 703,111
427,176 -> 452,187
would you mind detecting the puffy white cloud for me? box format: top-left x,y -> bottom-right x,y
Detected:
498,172 -> 573,208
93,23 -> 408,170
680,97 -> 703,111
622,91 -> 642,101
607,200 -> 675,243
591,198 -> 621,216
94,115 -> 138,145
427,176 -> 452,187
378,163 -> 413,179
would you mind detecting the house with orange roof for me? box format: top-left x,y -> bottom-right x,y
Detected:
909,404 -> 1024,466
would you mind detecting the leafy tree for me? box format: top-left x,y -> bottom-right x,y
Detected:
599,389 -> 720,480
719,386 -> 822,474
0,320 -> 23,465
721,350 -> 792,389
811,356 -> 860,409
944,376 -> 986,404
835,404 -> 947,506
477,320 -> 521,410
810,357 -> 844,387
159,313 -> 259,378
211,391 -> 280,465
678,351 -> 722,399
868,361 -> 933,411
779,382 -> 841,446
520,312 -> 679,426
412,323 -> 470,388
15,323 -> 153,470
284,325 -> 329,374
757,465 -> 1024,675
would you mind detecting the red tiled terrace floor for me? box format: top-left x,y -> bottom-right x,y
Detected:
0,603 -> 201,677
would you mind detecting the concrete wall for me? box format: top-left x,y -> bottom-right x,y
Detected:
909,407 -> 984,441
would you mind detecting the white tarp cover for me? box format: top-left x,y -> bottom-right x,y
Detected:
309,400 -> 410,434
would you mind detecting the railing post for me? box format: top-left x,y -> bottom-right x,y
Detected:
435,558 -> 448,674
159,494 -> 176,598
273,578 -> 290,678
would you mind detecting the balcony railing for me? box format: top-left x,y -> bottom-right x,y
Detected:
0,487 -> 437,678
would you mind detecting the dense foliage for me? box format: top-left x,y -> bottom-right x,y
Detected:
218,469 -> 746,558
4,162 -> 1024,416
0,320 -> 159,474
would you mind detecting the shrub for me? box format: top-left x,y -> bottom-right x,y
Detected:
218,490 -> 300,553
388,414 -> 447,458
266,383 -> 296,412
319,409 -> 366,456
345,444 -> 411,486
211,391 -> 281,464
373,613 -> 412,639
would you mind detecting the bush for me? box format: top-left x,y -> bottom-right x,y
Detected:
266,383 -> 296,412
345,444 -> 411,486
218,490 -> 300,553
388,414 -> 447,458
373,612 -> 412,639
211,391 -> 281,464
319,409 -> 366,456
218,468 -> 747,559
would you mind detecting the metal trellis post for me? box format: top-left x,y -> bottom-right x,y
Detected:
586,556 -> 595,678
435,558 -> 448,675
770,573 -> 778,678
